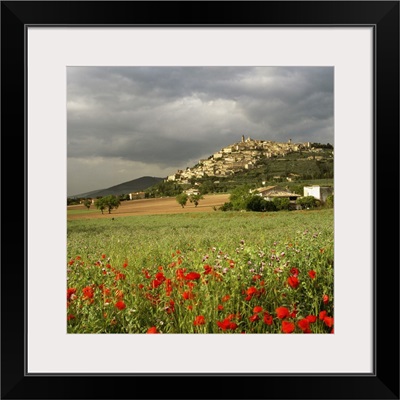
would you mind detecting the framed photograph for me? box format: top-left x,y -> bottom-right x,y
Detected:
2,1 -> 399,399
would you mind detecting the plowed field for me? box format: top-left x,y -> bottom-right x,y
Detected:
67,193 -> 231,220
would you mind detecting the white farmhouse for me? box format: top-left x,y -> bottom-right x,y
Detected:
303,185 -> 333,203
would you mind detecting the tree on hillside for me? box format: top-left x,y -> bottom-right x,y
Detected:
229,184 -> 253,211
176,193 -> 189,208
95,195 -> 121,214
94,198 -> 106,214
189,193 -> 204,207
83,199 -> 92,209
103,195 -> 121,214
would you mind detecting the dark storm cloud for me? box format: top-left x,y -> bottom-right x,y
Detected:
67,66 -> 333,195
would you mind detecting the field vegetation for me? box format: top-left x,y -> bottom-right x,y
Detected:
67,208 -> 334,334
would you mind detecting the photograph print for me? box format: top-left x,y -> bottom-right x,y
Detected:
66,66 -> 334,334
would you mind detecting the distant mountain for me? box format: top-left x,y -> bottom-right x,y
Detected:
70,176 -> 165,198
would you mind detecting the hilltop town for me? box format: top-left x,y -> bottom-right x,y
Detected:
167,135 -> 332,184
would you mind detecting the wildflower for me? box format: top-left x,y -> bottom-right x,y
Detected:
276,306 -> 290,319
306,315 -> 317,323
290,267 -> 299,277
282,321 -> 295,333
221,294 -> 230,302
182,291 -> 194,300
165,300 -> 175,314
217,318 -> 237,331
263,312 -> 273,325
67,314 -> 75,321
217,304 -> 224,311
67,288 -> 77,301
115,272 -> 126,281
308,270 -> 316,279
297,318 -> 311,332
287,276 -> 299,289
319,310 -> 327,320
193,315 -> 206,326
115,301 -> 126,310
147,326 -> 159,334
324,316 -> 334,328
253,306 -> 263,313
246,286 -> 258,296
249,314 -> 259,323
82,286 -> 94,300
322,294 -> 329,304
184,272 -> 201,280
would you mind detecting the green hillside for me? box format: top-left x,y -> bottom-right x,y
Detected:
71,176 -> 164,198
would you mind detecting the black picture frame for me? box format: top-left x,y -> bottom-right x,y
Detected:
1,1 -> 399,399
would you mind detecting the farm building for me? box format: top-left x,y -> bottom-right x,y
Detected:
253,186 -> 301,201
129,192 -> 146,200
303,185 -> 333,203
185,188 -> 201,196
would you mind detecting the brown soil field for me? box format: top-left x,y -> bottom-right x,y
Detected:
67,193 -> 231,220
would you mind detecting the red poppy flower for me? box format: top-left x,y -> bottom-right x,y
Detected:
246,286 -> 257,295
249,314 -> 259,323
222,295 -> 230,302
101,254 -> 106,259
322,294 -> 329,304
229,322 -> 238,330
165,299 -> 175,314
287,276 -> 299,289
282,320 -> 295,333
253,306 -> 263,313
290,267 -> 299,277
115,301 -> 126,310
306,315 -> 317,323
319,310 -> 327,320
184,272 -> 201,280
182,291 -> 194,300
115,273 -> 126,281
217,318 -> 231,331
193,315 -> 206,326
308,270 -> 316,279
297,318 -> 310,332
263,313 -> 273,325
217,304 -> 224,311
67,314 -> 75,321
151,278 -> 164,289
276,306 -> 290,319
67,288 -> 77,301
147,326 -> 159,334
324,316 -> 334,328
82,286 -> 94,299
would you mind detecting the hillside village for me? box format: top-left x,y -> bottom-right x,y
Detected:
167,135 -> 332,184
68,135 -> 334,208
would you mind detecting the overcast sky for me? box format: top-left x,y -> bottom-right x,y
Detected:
67,66 -> 334,196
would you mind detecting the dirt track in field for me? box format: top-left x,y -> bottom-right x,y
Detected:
67,194 -> 231,220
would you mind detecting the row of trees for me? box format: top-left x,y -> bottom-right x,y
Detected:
93,195 -> 121,214
175,193 -> 204,208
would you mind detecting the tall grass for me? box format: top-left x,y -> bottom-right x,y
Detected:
67,209 -> 334,333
